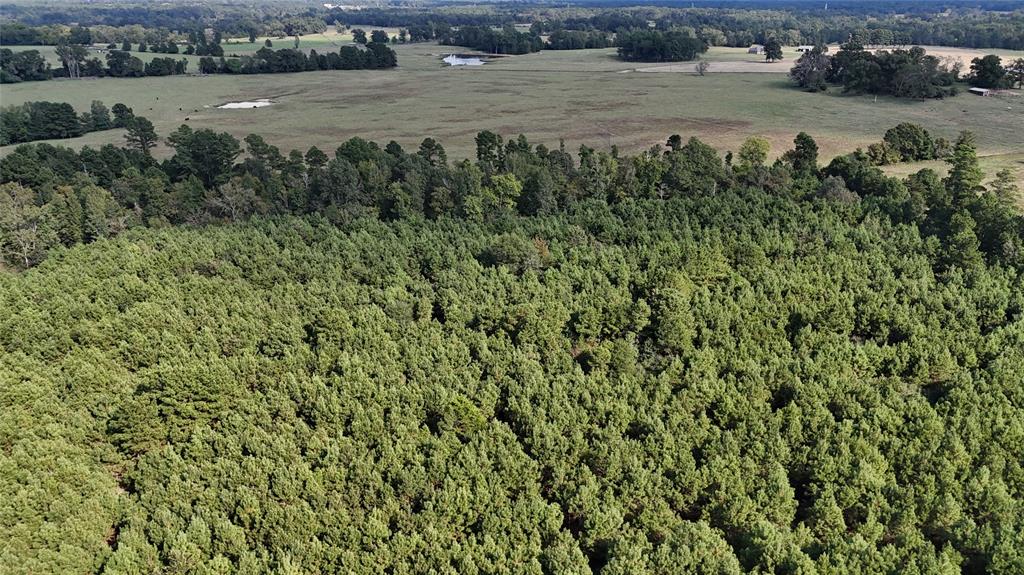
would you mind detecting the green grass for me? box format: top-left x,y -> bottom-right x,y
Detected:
883,152 -> 1024,206
703,45 -> 807,62
2,42 -> 1022,168
220,25 -> 402,56
2,44 -> 208,67
2,25 -> 397,67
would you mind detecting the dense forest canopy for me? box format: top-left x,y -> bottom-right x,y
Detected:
3,186 -> 1024,574
1,122 -> 1023,573
1,1 -> 1024,573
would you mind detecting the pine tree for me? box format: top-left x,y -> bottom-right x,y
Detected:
124,117 -> 158,156
944,131 -> 984,205
944,210 -> 984,270
989,169 -> 1019,206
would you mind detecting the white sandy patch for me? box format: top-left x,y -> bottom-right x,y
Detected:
218,99 -> 275,109
443,55 -> 485,66
635,60 -> 791,74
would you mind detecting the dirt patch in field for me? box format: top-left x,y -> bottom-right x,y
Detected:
567,99 -> 638,112
665,116 -> 754,134
565,116 -> 754,141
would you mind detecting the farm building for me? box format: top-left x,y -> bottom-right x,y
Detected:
748,44 -> 765,54
969,87 -> 992,96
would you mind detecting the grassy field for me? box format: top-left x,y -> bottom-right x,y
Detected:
2,42 -> 1021,188
883,152 -> 1024,206
2,25 -> 399,67
2,44 -> 208,67
221,25 -> 403,56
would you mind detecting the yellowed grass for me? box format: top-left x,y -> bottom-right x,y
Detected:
2,43 -> 1022,164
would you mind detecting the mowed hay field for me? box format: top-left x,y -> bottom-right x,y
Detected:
2,43 -> 1022,179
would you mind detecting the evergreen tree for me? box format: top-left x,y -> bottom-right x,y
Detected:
89,100 -> 112,131
784,132 -> 819,177
945,131 -> 984,205
124,117 -> 158,156
111,103 -> 134,128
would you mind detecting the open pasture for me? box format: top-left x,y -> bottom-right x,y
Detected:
221,25 -> 403,56
2,25 -> 396,68
2,43 -> 1021,181
883,152 -> 1024,205
2,44 -> 207,68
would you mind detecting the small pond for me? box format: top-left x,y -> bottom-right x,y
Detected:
218,99 -> 275,109
443,54 -> 485,66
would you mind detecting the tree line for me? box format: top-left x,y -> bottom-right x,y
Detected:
791,43 -> 1024,96
4,2 -> 1024,53
790,43 -> 960,98
544,29 -> 613,51
0,100 -> 144,146
435,26 -> 710,61
616,30 -> 708,63
534,6 -> 1024,51
326,4 -> 1024,50
439,25 -> 544,56
0,6 -> 332,42
0,47 -> 189,83
0,41 -> 397,84
99,37 -> 226,58
196,43 -> 397,75
1,123 -> 1020,275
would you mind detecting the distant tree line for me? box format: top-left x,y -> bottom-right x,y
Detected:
0,7 -> 331,42
0,22 -> 95,45
406,22 -> 610,54
103,37 -> 226,57
1,41 -> 397,84
327,8 -> 511,33
137,41 -> 181,54
329,4 -> 1024,50
535,7 -> 1024,51
0,47 -> 190,83
439,26 -> 544,55
197,43 -> 397,75
544,29 -> 613,50
0,48 -> 50,83
617,30 -> 707,63
0,100 -> 142,145
3,2 -> 1024,52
